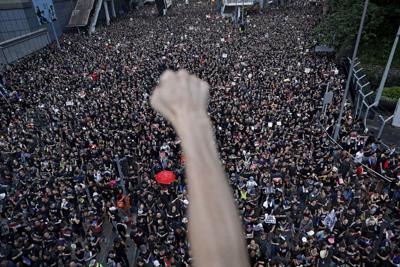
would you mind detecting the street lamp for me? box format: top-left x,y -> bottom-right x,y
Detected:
333,0 -> 369,141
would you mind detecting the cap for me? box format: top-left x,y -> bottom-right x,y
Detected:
320,250 -> 328,259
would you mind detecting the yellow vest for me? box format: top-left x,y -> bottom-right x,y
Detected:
240,190 -> 247,200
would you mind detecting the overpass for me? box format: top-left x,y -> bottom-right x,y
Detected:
67,0 -> 96,27
221,0 -> 256,18
67,0 -> 117,34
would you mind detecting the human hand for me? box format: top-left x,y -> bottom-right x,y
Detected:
150,70 -> 209,128
151,71 -> 249,267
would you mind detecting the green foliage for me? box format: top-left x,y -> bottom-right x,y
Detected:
314,0 -> 362,48
359,41 -> 400,68
382,86 -> 400,100
314,0 -> 400,55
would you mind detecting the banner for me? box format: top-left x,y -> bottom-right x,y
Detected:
323,209 -> 337,232
32,0 -> 57,25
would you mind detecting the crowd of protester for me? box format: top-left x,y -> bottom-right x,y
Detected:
0,0 -> 399,266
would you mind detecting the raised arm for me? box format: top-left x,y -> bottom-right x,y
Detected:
151,70 -> 249,267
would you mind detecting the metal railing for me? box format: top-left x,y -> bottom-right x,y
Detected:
348,57 -> 397,144
317,58 -> 396,183
318,116 -> 393,183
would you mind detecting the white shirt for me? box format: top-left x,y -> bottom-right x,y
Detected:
355,151 -> 364,163
246,180 -> 257,189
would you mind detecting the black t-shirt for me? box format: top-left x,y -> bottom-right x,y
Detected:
115,244 -> 127,259
75,249 -> 85,262
44,255 -> 58,266
43,236 -> 55,249
131,232 -> 146,247
318,258 -> 333,267
249,252 -> 259,267
60,247 -> 71,260
174,229 -> 186,243
309,203 -> 319,215
332,248 -> 347,265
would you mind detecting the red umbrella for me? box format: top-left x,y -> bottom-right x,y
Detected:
155,170 -> 176,185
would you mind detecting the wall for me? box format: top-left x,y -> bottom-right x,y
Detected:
0,0 -> 129,41
53,0 -> 76,38
0,46 -> 6,69
0,1 -> 35,42
0,0 -> 76,69
0,0 -> 76,42
1,29 -> 50,63
0,0 -> 125,69
0,9 -> 31,41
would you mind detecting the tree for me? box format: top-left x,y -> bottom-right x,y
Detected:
314,0 -> 400,49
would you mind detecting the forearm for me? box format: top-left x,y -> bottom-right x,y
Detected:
176,112 -> 249,267
150,70 -> 249,267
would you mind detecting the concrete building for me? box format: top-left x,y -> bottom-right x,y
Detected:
0,0 -> 125,71
0,0 -> 76,70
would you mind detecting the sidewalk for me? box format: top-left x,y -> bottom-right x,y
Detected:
366,109 -> 400,147
97,217 -> 137,267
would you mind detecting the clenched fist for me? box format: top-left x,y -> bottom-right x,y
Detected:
150,70 -> 210,127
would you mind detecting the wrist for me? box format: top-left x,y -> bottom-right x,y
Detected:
175,111 -> 210,133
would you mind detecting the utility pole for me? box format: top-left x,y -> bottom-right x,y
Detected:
373,25 -> 400,106
241,0 -> 244,25
333,0 -> 369,141
362,26 -> 400,128
393,99 -> 400,128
